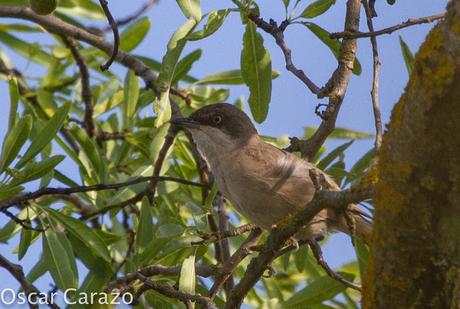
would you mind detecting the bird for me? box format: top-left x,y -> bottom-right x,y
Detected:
172,103 -> 372,243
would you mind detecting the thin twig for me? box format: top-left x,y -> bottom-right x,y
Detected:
0,62 -> 80,154
281,0 -> 362,160
248,14 -> 321,95
95,0 -> 158,32
61,36 -> 96,138
146,125 -> 179,202
209,228 -> 262,300
0,209 -> 46,232
363,0 -> 383,150
137,274 -> 216,309
308,240 -> 362,291
224,186 -> 373,308
0,254 -> 61,309
331,13 -> 445,39
98,0 -> 119,71
0,176 -> 206,211
106,264 -> 217,292
193,223 -> 259,245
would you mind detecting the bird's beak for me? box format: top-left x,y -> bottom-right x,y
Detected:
170,117 -> 200,128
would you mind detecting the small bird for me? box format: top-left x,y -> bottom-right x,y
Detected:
172,103 -> 371,243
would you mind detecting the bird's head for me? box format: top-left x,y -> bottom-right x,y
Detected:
171,103 -> 258,159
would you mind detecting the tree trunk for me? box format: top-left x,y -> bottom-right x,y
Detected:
363,1 -> 460,308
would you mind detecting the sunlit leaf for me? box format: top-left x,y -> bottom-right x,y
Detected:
304,126 -> 372,139
301,0 -> 336,18
9,155 -> 65,187
8,78 -> 19,130
188,9 -> 229,41
195,69 -> 279,85
179,253 -> 196,307
120,16 -> 151,52
0,115 -> 32,173
317,140 -> 353,170
172,48 -> 202,84
40,207 -> 111,262
155,19 -> 196,126
241,21 -> 272,123
123,70 -> 140,129
303,22 -> 361,75
176,0 -> 201,21
16,102 -> 71,169
43,230 -> 78,290
0,31 -> 54,66
399,35 -> 414,76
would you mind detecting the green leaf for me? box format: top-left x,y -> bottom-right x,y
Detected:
195,69 -> 280,85
305,126 -> 372,139
136,197 -> 154,254
156,224 -> 185,238
155,19 -> 196,127
345,148 -> 375,185
0,31 -> 54,66
120,16 -> 151,52
43,230 -> 78,290
179,253 -> 196,305
9,155 -> 65,187
71,126 -> 105,182
123,70 -> 140,129
26,254 -> 47,284
303,22 -> 361,75
176,0 -> 201,21
399,35 -> 414,76
282,273 -> 355,307
317,140 -> 353,170
282,0 -> 290,9
301,0 -> 336,18
40,207 -> 111,262
16,102 -> 71,169
150,123 -> 170,164
172,48 -> 202,84
0,115 -> 32,173
241,21 -> 272,123
18,229 -> 33,260
354,238 -> 369,279
188,9 -> 229,41
8,78 -> 19,130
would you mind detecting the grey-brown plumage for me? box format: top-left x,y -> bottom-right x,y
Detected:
172,103 -> 372,243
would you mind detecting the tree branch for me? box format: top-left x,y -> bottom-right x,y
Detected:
284,0 -> 362,160
331,13 -> 445,39
0,254 -> 60,309
61,36 -> 96,138
248,14 -> 321,95
363,0 -> 383,150
224,187 -> 373,308
98,0 -> 119,71
0,176 -> 206,211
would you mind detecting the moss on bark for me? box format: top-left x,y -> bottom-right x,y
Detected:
363,1 -> 460,308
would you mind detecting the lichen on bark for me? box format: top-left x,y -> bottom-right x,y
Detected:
363,1 -> 460,308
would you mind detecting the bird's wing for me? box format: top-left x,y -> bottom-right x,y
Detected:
243,142 -> 370,218
242,142 -> 317,208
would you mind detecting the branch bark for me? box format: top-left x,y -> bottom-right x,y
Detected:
363,1 -> 460,307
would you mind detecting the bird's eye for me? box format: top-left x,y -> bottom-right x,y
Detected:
213,115 -> 222,124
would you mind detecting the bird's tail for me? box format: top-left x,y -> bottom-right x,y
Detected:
334,207 -> 373,245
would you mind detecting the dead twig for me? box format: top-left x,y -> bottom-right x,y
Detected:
308,239 -> 362,291
363,0 -> 383,150
98,0 -> 119,71
331,13 -> 445,39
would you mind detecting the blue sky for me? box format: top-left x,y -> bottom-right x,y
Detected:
0,0 -> 448,306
